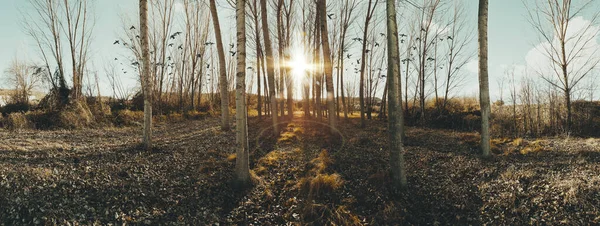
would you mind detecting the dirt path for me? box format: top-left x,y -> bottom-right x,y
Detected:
225,115 -> 352,224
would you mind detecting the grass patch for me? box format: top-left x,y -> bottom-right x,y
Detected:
257,150 -> 283,167
277,132 -> 297,144
227,153 -> 237,162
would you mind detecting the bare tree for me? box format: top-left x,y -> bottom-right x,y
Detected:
336,0 -> 359,120
319,0 -> 336,132
260,0 -> 279,135
358,0 -> 378,128
140,0 -> 153,150
62,0 -> 93,99
3,57 -> 43,104
387,0 -> 407,189
478,0 -> 490,157
235,0 -> 251,186
23,0 -> 93,104
441,1 -> 473,110
524,0 -> 600,133
209,0 -> 231,131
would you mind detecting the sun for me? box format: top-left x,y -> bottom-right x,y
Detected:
287,46 -> 312,83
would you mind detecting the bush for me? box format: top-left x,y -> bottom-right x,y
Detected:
1,102 -> 30,116
25,110 -> 58,130
87,99 -> 112,125
6,112 -> 30,131
58,101 -> 94,129
115,110 -> 144,126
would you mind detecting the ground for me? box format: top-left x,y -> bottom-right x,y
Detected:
1,114 -> 599,225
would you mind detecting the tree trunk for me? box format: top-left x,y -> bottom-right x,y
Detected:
140,0 -> 153,151
478,0 -> 491,157
209,0 -> 230,131
260,0 -> 279,135
235,0 -> 250,186
359,0 -> 376,128
319,0 -> 336,133
386,0 -> 407,189
314,6 -> 322,120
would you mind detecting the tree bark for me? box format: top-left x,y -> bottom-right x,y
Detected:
235,0 -> 250,186
209,0 -> 230,131
319,0 -> 336,133
359,0 -> 376,128
478,0 -> 491,157
140,0 -> 153,151
260,0 -> 279,135
386,0 -> 407,189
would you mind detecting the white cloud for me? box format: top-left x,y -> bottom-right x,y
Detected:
466,59 -> 478,74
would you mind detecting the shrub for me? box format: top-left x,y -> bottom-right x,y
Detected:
184,111 -> 208,120
115,110 -> 144,126
58,101 -> 94,129
0,102 -> 30,116
25,110 -> 58,129
6,112 -> 30,131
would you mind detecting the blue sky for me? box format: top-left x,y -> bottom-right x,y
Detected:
0,0 -> 598,101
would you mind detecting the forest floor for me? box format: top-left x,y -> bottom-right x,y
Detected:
1,113 -> 600,225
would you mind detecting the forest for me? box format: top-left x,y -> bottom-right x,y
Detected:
1,0 -> 600,225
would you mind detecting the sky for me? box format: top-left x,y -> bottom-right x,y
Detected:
0,0 -> 598,101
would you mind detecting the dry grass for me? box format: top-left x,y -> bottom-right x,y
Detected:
227,153 -> 237,162
277,132 -> 297,144
58,101 -> 94,129
500,166 -> 535,181
116,110 -> 144,126
6,112 -> 29,131
310,150 -> 333,174
512,138 -> 526,146
257,151 -> 283,167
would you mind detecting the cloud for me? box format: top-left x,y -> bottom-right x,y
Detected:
466,59 -> 478,74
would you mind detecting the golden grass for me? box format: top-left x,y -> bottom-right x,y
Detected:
258,150 -> 283,167
519,140 -> 550,155
227,153 -> 237,162
277,132 -> 297,144
310,150 -> 333,174
512,138 -> 526,146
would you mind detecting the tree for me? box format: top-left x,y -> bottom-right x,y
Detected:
358,0 -> 378,128
414,0 -> 442,124
235,0 -> 251,186
140,0 -> 153,151
387,0 -> 407,188
478,0 -> 490,157
4,57 -> 43,104
62,0 -> 93,100
209,0 -> 231,131
524,0 -> 600,133
442,1 -> 473,110
24,0 -> 93,103
260,0 -> 279,135
319,0 -> 336,133
337,0 -> 359,120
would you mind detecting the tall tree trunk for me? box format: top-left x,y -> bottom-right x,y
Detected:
140,0 -> 153,151
257,47 -> 263,118
314,6 -> 322,120
359,0 -> 376,128
209,0 -> 230,131
235,0 -> 250,186
260,0 -> 279,135
319,0 -> 336,133
386,0 -> 406,189
478,0 -> 491,157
